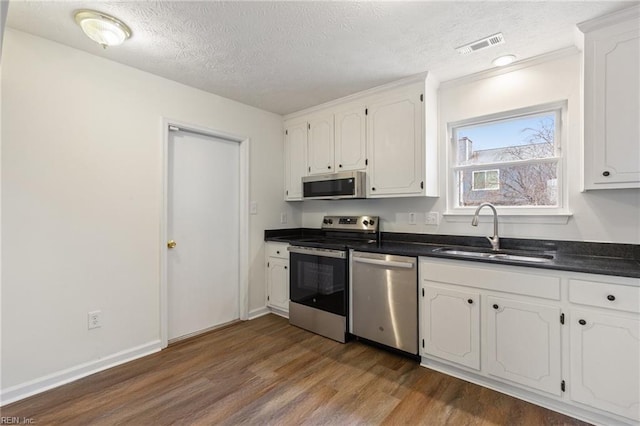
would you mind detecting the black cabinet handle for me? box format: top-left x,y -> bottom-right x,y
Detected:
328,165 -> 331,169
602,171 -> 610,177
276,251 -> 280,254
467,299 -> 473,304
492,304 -> 499,310
339,164 -> 343,168
579,319 -> 586,325
371,187 -> 376,191
284,266 -> 288,270
607,294 -> 616,301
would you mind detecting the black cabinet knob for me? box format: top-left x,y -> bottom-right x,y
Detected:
579,319 -> 586,325
371,187 -> 376,191
492,304 -> 499,310
284,266 -> 288,270
607,294 -> 616,301
603,171 -> 610,177
328,165 -> 331,169
467,299 -> 473,304
339,164 -> 343,168
276,251 -> 280,254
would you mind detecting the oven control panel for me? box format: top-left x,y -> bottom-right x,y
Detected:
321,215 -> 379,232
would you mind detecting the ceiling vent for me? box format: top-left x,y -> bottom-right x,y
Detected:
455,33 -> 505,55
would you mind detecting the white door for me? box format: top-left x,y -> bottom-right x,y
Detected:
307,114 -> 335,175
335,104 -> 367,172
570,310 -> 640,421
167,129 -> 240,341
366,86 -> 423,197
422,284 -> 481,370
486,296 -> 562,396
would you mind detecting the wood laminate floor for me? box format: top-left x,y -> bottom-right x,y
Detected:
3,314 -> 589,425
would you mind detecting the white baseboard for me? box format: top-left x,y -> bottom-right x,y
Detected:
0,340 -> 162,406
248,306 -> 270,319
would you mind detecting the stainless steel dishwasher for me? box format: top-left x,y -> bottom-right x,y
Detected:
350,251 -> 418,354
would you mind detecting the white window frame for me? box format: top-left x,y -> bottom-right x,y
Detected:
471,169 -> 500,191
444,101 -> 571,223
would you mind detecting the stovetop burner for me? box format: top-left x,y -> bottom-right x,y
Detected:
290,215 -> 380,250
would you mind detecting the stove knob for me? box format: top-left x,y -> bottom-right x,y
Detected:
328,219 -> 333,224
363,220 -> 369,226
323,219 -> 329,224
369,219 -> 375,226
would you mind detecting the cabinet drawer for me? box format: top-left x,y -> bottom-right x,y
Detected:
420,258 -> 561,300
569,279 -> 640,313
266,243 -> 289,259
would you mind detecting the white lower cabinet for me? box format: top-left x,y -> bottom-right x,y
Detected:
486,296 -> 561,396
422,284 -> 480,370
570,311 -> 640,421
265,243 -> 289,313
419,257 -> 640,425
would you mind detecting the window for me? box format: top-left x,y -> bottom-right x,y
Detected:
472,170 -> 500,191
450,103 -> 565,211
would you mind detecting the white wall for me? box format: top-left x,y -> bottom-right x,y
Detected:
0,29 -> 301,398
302,52 -> 640,244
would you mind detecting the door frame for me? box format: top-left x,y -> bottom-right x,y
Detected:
160,118 -> 250,348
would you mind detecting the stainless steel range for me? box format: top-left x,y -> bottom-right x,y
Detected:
287,215 -> 379,343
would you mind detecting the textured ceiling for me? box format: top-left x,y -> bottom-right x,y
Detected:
6,1 -> 637,115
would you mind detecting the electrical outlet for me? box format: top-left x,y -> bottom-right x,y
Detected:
409,212 -> 417,225
280,212 -> 287,224
426,212 -> 439,225
88,310 -> 102,330
250,201 -> 258,215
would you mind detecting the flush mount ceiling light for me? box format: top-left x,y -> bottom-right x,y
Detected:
74,10 -> 131,49
492,54 -> 517,67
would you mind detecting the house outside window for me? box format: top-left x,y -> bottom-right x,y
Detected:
472,169 -> 500,191
449,102 -> 567,215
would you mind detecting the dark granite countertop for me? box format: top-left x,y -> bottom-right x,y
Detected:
265,229 -> 640,279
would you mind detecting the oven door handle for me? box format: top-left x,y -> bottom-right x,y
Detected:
352,256 -> 415,269
288,246 -> 346,259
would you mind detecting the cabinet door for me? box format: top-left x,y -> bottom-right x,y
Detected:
367,88 -> 423,197
335,105 -> 367,172
422,284 -> 480,370
267,257 -> 289,312
584,18 -> 640,188
307,114 -> 335,175
486,296 -> 561,396
284,122 -> 308,200
570,310 -> 640,421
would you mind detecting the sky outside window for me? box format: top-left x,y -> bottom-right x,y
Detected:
457,113 -> 555,150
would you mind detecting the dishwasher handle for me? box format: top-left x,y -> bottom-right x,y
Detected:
352,256 -> 415,269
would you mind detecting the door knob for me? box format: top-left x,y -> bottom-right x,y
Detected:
167,240 -> 177,249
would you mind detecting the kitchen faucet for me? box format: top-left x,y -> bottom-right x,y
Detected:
471,202 -> 500,251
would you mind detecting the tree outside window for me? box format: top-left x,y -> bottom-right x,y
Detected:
452,107 -> 562,208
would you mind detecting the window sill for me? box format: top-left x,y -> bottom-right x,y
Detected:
443,210 -> 573,225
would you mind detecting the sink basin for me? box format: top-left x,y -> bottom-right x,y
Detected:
434,247 -> 554,263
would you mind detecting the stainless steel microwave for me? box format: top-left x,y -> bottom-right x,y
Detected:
302,171 -> 366,200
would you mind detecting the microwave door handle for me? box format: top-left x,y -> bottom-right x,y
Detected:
352,257 -> 414,269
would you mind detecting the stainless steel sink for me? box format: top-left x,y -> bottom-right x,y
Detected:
434,247 -> 554,263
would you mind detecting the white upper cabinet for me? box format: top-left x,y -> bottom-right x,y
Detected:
282,74 -> 439,200
334,104 -> 367,172
284,120 -> 308,200
580,6 -> 640,189
367,85 -> 424,197
307,113 -> 335,175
